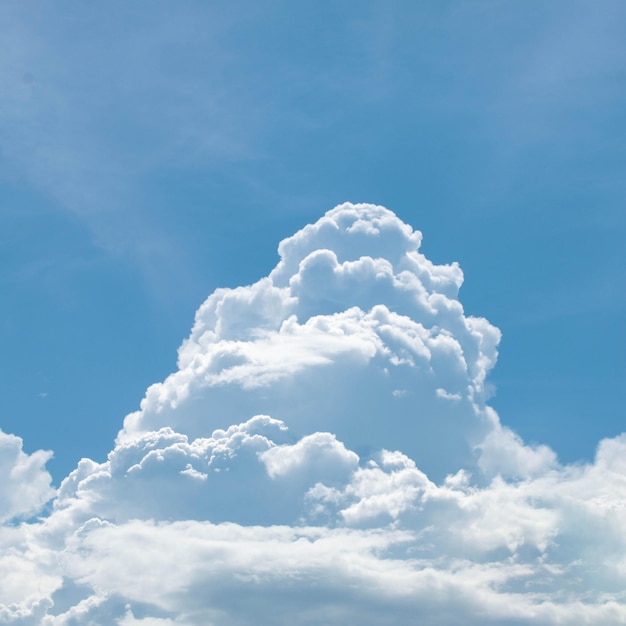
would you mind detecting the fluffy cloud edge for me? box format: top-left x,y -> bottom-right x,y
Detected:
0,429 -> 54,523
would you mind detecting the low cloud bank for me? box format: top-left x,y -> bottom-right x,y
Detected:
1,204 -> 624,625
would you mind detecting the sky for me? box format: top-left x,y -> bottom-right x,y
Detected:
1,2 -> 625,624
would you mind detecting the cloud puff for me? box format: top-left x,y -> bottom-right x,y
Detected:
2,203 -> 626,625
55,415 -> 341,526
0,430 -> 53,523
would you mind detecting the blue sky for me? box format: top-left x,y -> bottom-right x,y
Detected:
0,3 -> 625,623
2,1 -> 623,480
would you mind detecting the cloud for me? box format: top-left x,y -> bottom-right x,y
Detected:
120,203 -> 500,479
50,430 -> 626,625
0,431 -> 57,619
1,203 -> 625,625
477,423 -> 558,479
0,430 -> 53,523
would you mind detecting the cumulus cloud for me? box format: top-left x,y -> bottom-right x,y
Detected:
120,203 -> 500,479
0,429 -> 54,523
1,203 -> 625,625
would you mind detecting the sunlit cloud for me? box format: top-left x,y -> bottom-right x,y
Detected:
1,204 -> 625,625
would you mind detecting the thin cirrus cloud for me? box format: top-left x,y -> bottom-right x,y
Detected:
1,203 -> 625,625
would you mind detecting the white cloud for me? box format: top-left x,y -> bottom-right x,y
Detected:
477,422 -> 558,479
2,203 -> 625,625
54,415 -> 297,526
118,610 -> 180,626
0,429 -> 54,523
260,431 -> 359,483
120,203 -> 500,480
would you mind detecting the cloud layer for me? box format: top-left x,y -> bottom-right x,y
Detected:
1,203 -> 625,625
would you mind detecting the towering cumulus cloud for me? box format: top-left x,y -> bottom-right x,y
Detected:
1,203 -> 625,625
121,203 -> 501,479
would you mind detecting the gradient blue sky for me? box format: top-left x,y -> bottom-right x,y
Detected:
1,0 -> 624,482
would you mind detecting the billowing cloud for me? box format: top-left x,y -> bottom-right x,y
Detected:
120,203 -> 500,479
0,430 -> 53,523
1,203 -> 625,625
0,431 -> 57,620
